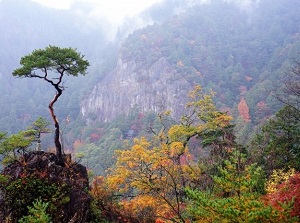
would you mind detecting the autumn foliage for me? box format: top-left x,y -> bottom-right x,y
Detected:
105,137 -> 199,222
87,86 -> 298,222
88,86 -> 237,222
238,97 -> 251,122
265,171 -> 300,218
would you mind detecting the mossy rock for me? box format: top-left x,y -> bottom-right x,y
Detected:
0,151 -> 91,223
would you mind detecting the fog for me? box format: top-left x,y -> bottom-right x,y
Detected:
31,0 -> 164,39
29,0 -> 258,40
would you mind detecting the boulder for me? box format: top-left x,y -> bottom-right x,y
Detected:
0,151 -> 91,223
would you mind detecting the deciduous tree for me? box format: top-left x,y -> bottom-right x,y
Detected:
107,137 -> 199,222
265,171 -> 300,219
103,86 -> 235,222
238,97 -> 251,122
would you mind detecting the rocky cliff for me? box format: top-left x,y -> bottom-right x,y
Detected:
0,151 -> 91,223
81,55 -> 192,123
80,0 -> 300,125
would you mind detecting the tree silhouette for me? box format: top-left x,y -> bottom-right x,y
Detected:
13,45 -> 89,164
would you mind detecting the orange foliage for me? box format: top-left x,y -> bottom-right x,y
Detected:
245,75 -> 253,81
106,137 -> 202,222
73,139 -> 83,149
238,97 -> 251,122
120,195 -> 162,222
90,176 -> 139,223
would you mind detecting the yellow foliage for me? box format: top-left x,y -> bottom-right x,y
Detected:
265,168 -> 296,193
169,142 -> 185,157
120,194 -> 170,219
168,125 -> 196,143
187,85 -> 202,100
214,113 -> 233,128
106,136 -> 203,222
102,85 -> 237,222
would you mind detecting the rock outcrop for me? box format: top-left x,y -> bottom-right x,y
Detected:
0,151 -> 90,223
81,56 -> 192,123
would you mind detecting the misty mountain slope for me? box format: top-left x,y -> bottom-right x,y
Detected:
81,56 -> 191,123
0,0 -> 109,134
81,0 -> 300,125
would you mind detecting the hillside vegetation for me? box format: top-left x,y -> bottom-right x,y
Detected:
0,0 -> 299,222
77,0 -> 300,175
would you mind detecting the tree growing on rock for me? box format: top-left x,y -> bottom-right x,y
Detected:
27,117 -> 52,151
13,46 -> 89,164
0,130 -> 35,165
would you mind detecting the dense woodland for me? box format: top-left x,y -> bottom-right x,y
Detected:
0,0 -> 300,222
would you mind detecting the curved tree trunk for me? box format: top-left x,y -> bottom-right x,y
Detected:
49,86 -> 64,165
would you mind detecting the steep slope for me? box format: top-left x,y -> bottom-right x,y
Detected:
81,0 -> 300,125
0,0 -> 108,134
81,56 -> 191,123
0,151 -> 90,222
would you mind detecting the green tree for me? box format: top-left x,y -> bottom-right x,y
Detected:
0,172 -> 71,222
0,131 -> 34,165
277,59 -> 300,112
0,132 -> 6,142
0,132 -> 7,164
185,150 -> 295,223
251,106 -> 300,173
13,46 -> 89,164
27,117 -> 51,151
18,198 -> 52,223
186,188 -> 295,223
212,150 -> 265,197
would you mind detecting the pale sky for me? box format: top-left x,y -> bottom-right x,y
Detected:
32,0 -> 163,24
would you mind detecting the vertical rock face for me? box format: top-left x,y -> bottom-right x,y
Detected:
81,56 -> 192,123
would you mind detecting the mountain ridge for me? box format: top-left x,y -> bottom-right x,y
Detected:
80,0 -> 300,126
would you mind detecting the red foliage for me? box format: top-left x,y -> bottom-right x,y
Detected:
256,101 -> 268,110
90,133 -> 101,142
266,173 -> 300,218
238,97 -> 251,122
238,85 -> 247,95
73,139 -> 83,149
